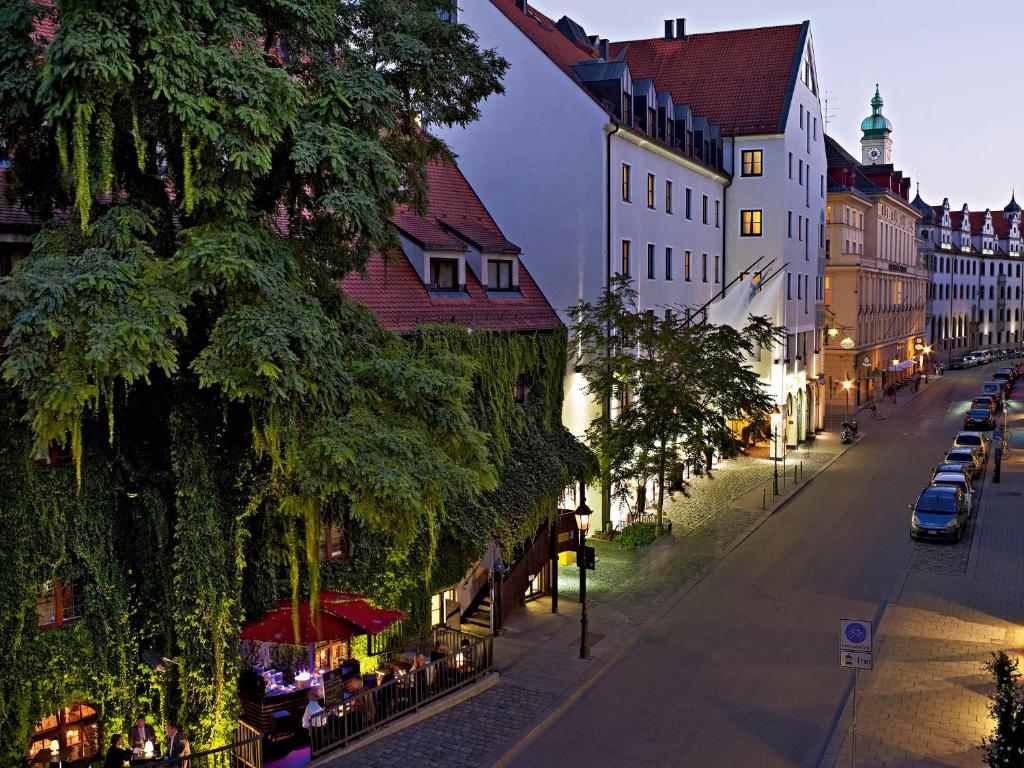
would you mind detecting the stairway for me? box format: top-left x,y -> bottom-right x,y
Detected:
461,594 -> 492,633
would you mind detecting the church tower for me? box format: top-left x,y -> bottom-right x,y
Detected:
860,85 -> 892,165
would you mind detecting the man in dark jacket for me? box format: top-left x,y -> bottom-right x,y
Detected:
128,716 -> 156,752
103,735 -> 132,768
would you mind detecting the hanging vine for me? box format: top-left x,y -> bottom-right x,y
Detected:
72,103 -> 93,230
131,106 -> 145,172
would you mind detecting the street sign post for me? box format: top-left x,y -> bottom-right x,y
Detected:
840,619 -> 872,768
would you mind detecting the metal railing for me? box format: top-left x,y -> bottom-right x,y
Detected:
310,632 -> 493,758
87,723 -> 261,768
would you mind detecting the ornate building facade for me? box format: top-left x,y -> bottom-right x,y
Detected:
823,89 -> 927,412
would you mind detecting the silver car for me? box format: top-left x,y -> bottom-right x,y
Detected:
953,431 -> 989,458
930,472 -> 975,516
943,447 -> 983,479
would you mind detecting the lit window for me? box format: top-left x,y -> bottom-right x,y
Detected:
29,704 -> 99,765
647,174 -> 655,208
621,241 -> 631,277
684,250 -> 691,281
741,210 -> 763,237
665,180 -> 673,214
36,578 -> 83,628
740,149 -> 763,177
622,163 -> 631,202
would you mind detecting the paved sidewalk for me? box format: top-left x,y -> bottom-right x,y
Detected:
319,430 -> 853,768
823,413 -> 1024,766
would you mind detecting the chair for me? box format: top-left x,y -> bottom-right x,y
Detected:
362,674 -> 378,690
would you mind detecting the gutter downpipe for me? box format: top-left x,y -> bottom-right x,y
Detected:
602,122 -> 620,532
721,144 -> 732,323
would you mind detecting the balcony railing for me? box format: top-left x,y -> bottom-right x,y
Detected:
88,722 -> 261,768
310,631 -> 493,759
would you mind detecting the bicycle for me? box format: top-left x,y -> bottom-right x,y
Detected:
868,403 -> 884,419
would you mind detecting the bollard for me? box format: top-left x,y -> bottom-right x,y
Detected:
762,489 -> 767,509
800,460 -> 804,480
794,465 -> 798,485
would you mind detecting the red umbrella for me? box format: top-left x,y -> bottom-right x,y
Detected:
320,596 -> 404,635
240,603 -> 362,645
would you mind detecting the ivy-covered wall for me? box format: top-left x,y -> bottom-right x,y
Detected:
0,325 -> 592,765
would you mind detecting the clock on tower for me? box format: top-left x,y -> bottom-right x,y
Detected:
860,85 -> 893,165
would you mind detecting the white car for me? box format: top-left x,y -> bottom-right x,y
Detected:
930,472 -> 975,516
953,431 -> 989,458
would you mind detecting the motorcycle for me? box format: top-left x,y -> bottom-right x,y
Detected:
841,419 -> 859,436
840,427 -> 853,444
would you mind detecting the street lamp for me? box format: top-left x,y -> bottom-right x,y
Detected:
574,497 -> 593,660
842,377 -> 852,423
923,345 -> 932,381
770,405 -> 782,497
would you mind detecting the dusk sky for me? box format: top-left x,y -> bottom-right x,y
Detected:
537,0 -> 1021,212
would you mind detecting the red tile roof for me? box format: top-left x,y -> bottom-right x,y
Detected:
609,24 -> 805,136
0,169 -> 42,231
490,0 -> 598,79
967,211 -> 988,234
341,159 -> 560,334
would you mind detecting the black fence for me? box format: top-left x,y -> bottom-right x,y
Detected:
87,723 -> 261,768
310,631 -> 493,758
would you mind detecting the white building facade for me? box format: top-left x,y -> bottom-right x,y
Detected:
434,2 -> 730,529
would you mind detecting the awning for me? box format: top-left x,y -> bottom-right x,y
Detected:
320,598 -> 404,635
240,603 -> 363,645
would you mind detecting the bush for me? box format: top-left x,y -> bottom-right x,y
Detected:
982,651 -> 1024,767
616,522 -> 657,550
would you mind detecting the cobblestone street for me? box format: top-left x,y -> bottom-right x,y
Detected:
823,395 -> 1024,767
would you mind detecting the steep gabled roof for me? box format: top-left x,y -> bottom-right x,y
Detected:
341,158 -> 559,335
608,24 -> 805,136
490,0 -> 599,81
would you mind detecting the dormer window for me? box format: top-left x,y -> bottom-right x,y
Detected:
487,259 -> 514,291
648,107 -> 656,136
622,92 -> 632,123
430,258 -> 459,291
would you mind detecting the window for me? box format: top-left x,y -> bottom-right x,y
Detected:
37,578 -> 84,628
702,253 -> 708,282
430,258 -> 459,291
665,180 -> 673,213
740,210 -> 763,237
647,244 -> 656,279
798,158 -> 803,184
788,152 -> 793,179
798,214 -> 803,241
322,524 -> 350,562
702,195 -> 709,224
714,254 -> 720,284
487,260 -> 514,291
800,103 -> 804,128
787,274 -> 792,300
685,188 -> 692,219
647,174 -> 655,208
621,163 -> 631,202
513,373 -> 530,403
788,211 -> 793,238
29,704 -> 100,766
715,200 -> 720,228
684,250 -> 692,281
741,149 -> 763,177
621,241 -> 631,277
430,588 -> 459,627
665,247 -> 673,280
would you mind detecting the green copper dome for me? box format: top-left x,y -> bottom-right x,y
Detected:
860,85 -> 892,136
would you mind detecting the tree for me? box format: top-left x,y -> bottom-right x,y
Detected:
0,0 -> 506,749
571,277 -> 780,534
982,651 -> 1024,767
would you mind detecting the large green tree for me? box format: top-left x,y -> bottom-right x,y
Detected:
572,277 -> 780,534
0,0 -> 506,751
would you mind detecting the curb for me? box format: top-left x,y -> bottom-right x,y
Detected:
491,438 -> 857,768
307,673 -> 501,767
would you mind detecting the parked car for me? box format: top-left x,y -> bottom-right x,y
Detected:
994,368 -> 1017,386
930,472 -> 975,516
949,357 -> 968,370
976,390 -> 1003,410
942,447 -> 983,479
964,407 -> 996,431
982,382 -> 1006,404
972,396 -> 998,415
953,431 -> 989,458
910,486 -> 969,542
970,349 -> 993,365
933,463 -> 971,483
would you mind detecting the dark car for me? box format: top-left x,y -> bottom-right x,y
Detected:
993,369 -> 1016,388
973,395 -> 999,413
910,486 -> 969,542
949,356 -> 968,370
964,408 -> 996,430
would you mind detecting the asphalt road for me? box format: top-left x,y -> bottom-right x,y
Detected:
504,365 -> 1005,768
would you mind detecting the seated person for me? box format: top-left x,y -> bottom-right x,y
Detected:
301,690 -> 325,734
103,735 -> 133,768
129,716 -> 156,752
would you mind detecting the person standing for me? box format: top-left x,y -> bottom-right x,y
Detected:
128,716 -> 156,752
165,723 -> 185,761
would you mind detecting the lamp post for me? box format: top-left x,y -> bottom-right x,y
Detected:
842,377 -> 852,423
923,345 -> 931,382
770,405 -> 781,497
574,495 -> 593,661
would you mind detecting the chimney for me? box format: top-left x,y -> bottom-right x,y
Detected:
676,18 -> 687,39
598,38 -> 609,60
514,0 -> 527,11
664,19 -> 675,39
